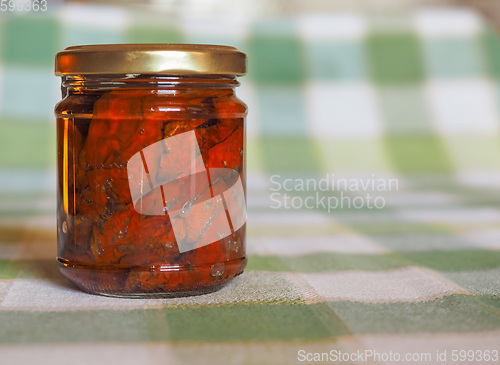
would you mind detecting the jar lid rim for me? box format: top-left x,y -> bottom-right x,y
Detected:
55,43 -> 247,76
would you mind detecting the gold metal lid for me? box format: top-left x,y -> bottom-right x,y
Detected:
55,44 -> 247,76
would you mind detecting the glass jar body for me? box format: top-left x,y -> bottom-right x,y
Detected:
55,75 -> 247,297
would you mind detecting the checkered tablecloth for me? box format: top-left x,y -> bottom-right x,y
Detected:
0,3 -> 499,364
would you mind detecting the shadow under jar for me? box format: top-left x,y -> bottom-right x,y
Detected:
54,44 -> 247,297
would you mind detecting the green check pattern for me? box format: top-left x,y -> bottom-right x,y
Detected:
0,5 -> 500,365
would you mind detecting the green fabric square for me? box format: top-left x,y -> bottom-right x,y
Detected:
126,26 -> 184,44
370,14 -> 416,33
479,295 -> 500,310
329,295 -> 500,334
1,15 -> 60,67
481,26 -> 500,78
248,253 -> 410,272
258,137 -> 322,173
0,310 -> 169,343
378,86 -> 432,135
316,139 -> 392,173
62,29 -> 123,48
372,233 -> 479,252
0,260 -> 21,279
442,136 -> 500,171
366,32 -> 424,84
0,118 -> 55,168
423,38 -> 483,77
256,86 -> 306,135
247,35 -> 305,85
402,250 -> 500,271
441,269 -> 500,296
383,136 -> 454,173
165,303 -> 349,341
306,41 -> 366,80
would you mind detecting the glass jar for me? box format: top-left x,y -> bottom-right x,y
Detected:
54,44 -> 247,297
